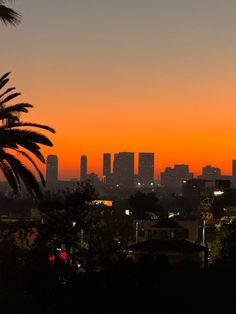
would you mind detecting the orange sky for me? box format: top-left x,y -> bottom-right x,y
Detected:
1,1 -> 236,180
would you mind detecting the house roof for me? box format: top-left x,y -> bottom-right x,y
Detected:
151,218 -> 183,229
125,239 -> 205,254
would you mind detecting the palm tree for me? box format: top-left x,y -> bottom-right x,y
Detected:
0,0 -> 20,26
0,72 -> 55,199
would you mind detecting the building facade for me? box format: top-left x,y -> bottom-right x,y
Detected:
113,152 -> 134,188
160,164 -> 193,193
138,152 -> 154,187
46,155 -> 58,187
232,160 -> 236,185
103,153 -> 111,184
80,155 -> 87,182
199,165 -> 221,180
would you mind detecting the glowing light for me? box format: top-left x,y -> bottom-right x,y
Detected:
125,209 -> 130,215
213,190 -> 224,196
91,200 -> 113,206
49,250 -> 67,262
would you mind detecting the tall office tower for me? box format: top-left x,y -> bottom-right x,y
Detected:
113,153 -> 120,186
80,155 -> 87,182
138,152 -> 154,186
103,153 -> 111,184
46,155 -> 58,186
201,165 -> 221,180
232,160 -> 236,185
113,152 -> 134,188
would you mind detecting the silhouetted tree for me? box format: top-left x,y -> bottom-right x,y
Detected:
37,183 -> 133,271
0,73 -> 55,199
220,219 -> 236,264
0,0 -> 20,26
37,182 -> 97,268
210,219 -> 236,272
129,191 -> 163,219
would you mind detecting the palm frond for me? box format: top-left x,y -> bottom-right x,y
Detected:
0,72 -> 10,83
15,149 -> 46,186
0,92 -> 21,105
0,129 -> 54,147
0,103 -> 33,119
0,4 -> 20,26
0,159 -> 18,194
0,133 -> 46,163
5,121 -> 56,133
1,151 -> 43,199
0,87 -> 15,98
0,114 -> 19,124
0,78 -> 9,89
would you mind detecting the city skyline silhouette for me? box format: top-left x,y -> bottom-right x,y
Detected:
1,1 -> 236,178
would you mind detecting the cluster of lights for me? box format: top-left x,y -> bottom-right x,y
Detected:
49,249 -> 67,262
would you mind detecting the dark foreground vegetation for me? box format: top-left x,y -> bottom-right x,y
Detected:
1,251 -> 236,314
1,184 -> 236,314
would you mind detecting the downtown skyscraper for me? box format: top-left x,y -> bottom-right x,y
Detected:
113,152 -> 134,188
138,152 -> 154,186
103,153 -> 111,184
80,155 -> 87,182
46,155 -> 58,187
232,160 -> 236,185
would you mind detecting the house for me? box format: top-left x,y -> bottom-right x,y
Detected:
124,218 -> 207,268
124,238 -> 207,268
146,218 -> 189,240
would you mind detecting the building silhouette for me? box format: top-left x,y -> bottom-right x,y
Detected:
160,164 -> 193,193
199,165 -> 221,180
103,153 -> 111,184
138,152 -> 154,186
80,155 -> 87,182
113,152 -> 134,188
232,160 -> 236,185
46,155 -> 58,187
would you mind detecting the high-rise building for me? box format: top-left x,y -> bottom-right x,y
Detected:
103,153 -> 111,184
200,165 -> 221,180
113,152 -> 134,188
232,160 -> 236,185
46,155 -> 58,186
138,152 -> 154,186
160,164 -> 193,193
80,155 -> 87,181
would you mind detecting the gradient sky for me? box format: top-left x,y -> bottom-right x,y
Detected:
1,0 -> 236,179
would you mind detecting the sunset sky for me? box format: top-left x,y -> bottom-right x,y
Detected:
1,0 -> 236,180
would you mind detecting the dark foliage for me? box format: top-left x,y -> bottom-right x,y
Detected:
0,73 -> 55,199
0,1 -> 20,26
129,191 -> 163,218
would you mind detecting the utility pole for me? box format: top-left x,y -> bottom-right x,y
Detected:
135,221 -> 139,244
80,229 -> 84,248
202,213 -> 206,247
201,196 -> 213,247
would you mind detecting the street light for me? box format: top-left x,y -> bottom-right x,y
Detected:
135,221 -> 139,244
200,196 -> 213,247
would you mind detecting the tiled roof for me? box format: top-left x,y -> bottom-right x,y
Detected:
151,218 -> 183,229
125,239 -> 205,253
